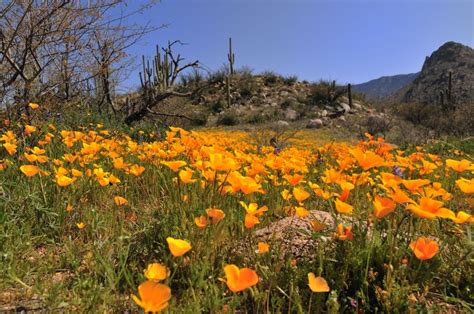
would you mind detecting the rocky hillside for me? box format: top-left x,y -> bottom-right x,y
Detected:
352,72 -> 419,99
400,41 -> 474,104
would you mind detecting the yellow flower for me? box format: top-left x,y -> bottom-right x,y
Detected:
114,196 -> 128,206
132,280 -> 171,312
223,264 -> 259,292
56,175 -> 75,187
179,168 -> 196,184
24,125 -> 37,136
308,273 -> 330,292
334,199 -> 353,214
161,160 -> 187,172
28,102 -> 40,109
76,222 -> 86,229
373,196 -> 396,219
456,178 -> 474,194
3,142 -> 17,155
257,242 -> 269,254
20,165 -> 40,177
166,237 -> 192,257
144,263 -> 168,282
293,187 -> 310,203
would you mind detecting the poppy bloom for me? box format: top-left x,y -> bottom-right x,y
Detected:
144,263 -> 168,282
373,196 -> 396,219
179,168 -> 196,184
307,273 -> 330,292
257,242 -> 269,254
310,219 -> 326,232
166,237 -> 192,257
409,237 -> 439,260
114,196 -> 128,206
194,215 -> 208,229
293,187 -> 310,203
336,224 -> 353,240
132,280 -> 171,312
161,160 -> 187,172
24,125 -> 37,136
445,159 -> 472,173
406,197 -> 454,219
28,103 -> 40,109
56,175 -> 75,187
206,207 -> 225,224
334,199 -> 353,215
223,264 -> 259,292
456,178 -> 474,194
76,222 -> 86,229
351,148 -> 385,170
3,142 -> 17,155
20,165 -> 40,177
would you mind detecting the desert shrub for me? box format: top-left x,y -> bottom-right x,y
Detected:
394,102 -> 474,136
211,99 -> 226,113
180,68 -> 205,87
235,66 -> 254,78
280,99 -> 297,110
282,75 -> 298,86
365,115 -> 391,136
207,65 -> 229,84
246,111 -> 265,124
238,79 -> 259,99
261,70 -> 280,85
189,111 -> 208,126
216,110 -> 239,126
307,80 -> 345,108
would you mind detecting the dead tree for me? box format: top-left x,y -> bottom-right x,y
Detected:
124,41 -> 201,125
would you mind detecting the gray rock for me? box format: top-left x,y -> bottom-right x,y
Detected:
352,101 -> 362,110
279,90 -> 289,97
339,102 -> 351,113
284,108 -> 298,121
339,116 -> 346,122
276,120 -> 290,127
306,119 -> 323,129
321,109 -> 328,117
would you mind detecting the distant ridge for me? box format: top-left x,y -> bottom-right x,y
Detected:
352,73 -> 419,99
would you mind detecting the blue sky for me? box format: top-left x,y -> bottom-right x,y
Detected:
119,0 -> 473,91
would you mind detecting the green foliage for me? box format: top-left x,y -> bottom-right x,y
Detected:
216,111 -> 239,126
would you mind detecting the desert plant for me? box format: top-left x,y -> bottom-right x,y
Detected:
261,71 -> 280,85
216,111 -> 239,126
307,80 -> 345,108
282,75 -> 298,86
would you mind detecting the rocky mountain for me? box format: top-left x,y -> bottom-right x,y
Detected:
352,72 -> 419,99
400,41 -> 474,104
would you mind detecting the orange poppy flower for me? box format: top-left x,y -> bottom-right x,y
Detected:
293,187 -> 310,203
446,159 -> 472,173
336,224 -> 353,240
114,196 -> 128,206
144,263 -> 168,282
310,219 -> 326,232
166,237 -> 192,257
3,142 -> 17,155
24,125 -> 36,136
406,197 -> 454,219
295,206 -> 309,217
283,173 -> 305,186
206,207 -> 225,224
308,273 -> 330,292
161,160 -> 187,172
223,264 -> 259,292
179,168 -> 196,184
76,222 -> 86,229
20,165 -> 40,177
402,179 -> 430,192
56,175 -> 75,187
28,102 -> 40,109
194,215 -> 208,229
351,148 -> 385,170
450,211 -> 473,224
409,237 -> 439,260
132,280 -> 171,312
388,186 -> 413,204
456,178 -> 474,194
373,196 -> 396,219
257,242 -> 269,254
334,199 -> 353,215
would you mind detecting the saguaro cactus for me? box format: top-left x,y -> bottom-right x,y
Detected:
347,83 -> 353,108
228,37 -> 235,75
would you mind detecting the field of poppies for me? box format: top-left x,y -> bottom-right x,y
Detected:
0,105 -> 473,312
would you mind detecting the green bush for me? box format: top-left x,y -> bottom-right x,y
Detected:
216,111 -> 239,126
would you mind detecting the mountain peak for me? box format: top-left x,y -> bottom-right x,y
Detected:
403,41 -> 474,104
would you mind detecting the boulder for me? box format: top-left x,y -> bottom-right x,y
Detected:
321,109 -> 328,117
306,119 -> 323,129
352,101 -> 363,110
276,120 -> 290,127
284,108 -> 298,121
339,102 -> 351,113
